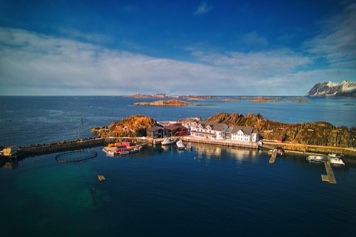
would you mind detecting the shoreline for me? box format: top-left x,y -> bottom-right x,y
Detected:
4,135 -> 356,159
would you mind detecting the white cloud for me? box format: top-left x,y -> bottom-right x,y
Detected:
0,27 -> 354,96
194,1 -> 213,15
190,49 -> 311,76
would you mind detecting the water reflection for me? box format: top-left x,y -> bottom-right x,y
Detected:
227,147 -> 260,161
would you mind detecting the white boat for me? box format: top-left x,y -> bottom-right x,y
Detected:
185,142 -> 192,151
328,157 -> 345,166
327,153 -> 345,165
161,137 -> 177,145
306,155 -> 324,162
176,139 -> 185,150
129,146 -> 142,154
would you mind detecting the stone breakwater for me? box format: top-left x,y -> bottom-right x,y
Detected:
16,138 -> 108,158
14,137 -> 149,158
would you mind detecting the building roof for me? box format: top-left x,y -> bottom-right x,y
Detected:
147,126 -> 164,132
231,126 -> 254,135
198,120 -> 227,131
163,124 -> 188,130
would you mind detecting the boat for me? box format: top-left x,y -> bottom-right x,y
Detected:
176,139 -> 185,150
328,157 -> 345,165
327,153 -> 345,165
129,145 -> 142,154
328,153 -> 340,158
102,147 -> 115,156
102,141 -> 144,156
275,147 -> 284,156
306,155 -> 325,162
185,142 -> 192,151
161,137 -> 177,145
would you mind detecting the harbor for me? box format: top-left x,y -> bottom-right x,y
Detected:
3,134 -> 355,159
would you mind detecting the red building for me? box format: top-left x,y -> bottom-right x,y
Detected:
163,124 -> 189,137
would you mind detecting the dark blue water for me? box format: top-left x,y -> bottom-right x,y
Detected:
1,96 -> 356,237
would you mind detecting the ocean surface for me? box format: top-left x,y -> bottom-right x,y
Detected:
1,96 -> 356,237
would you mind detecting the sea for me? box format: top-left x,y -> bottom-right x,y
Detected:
0,96 -> 356,237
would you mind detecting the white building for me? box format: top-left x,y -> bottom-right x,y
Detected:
190,121 -> 228,139
230,126 -> 259,142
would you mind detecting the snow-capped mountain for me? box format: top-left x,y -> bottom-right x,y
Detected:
306,80 -> 356,97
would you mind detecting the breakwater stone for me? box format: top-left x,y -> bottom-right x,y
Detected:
16,137 -> 110,158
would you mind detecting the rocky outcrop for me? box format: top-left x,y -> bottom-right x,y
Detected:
205,112 -> 356,147
91,115 -> 156,137
134,100 -> 189,106
306,80 -> 356,97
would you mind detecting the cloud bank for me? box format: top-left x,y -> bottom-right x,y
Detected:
0,2 -> 355,96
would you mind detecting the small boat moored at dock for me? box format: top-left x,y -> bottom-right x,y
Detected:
161,137 -> 177,146
102,141 -> 142,156
307,155 -> 325,163
185,142 -> 192,151
327,154 -> 345,166
176,139 -> 185,150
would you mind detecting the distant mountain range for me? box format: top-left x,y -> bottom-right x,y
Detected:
306,80 -> 356,97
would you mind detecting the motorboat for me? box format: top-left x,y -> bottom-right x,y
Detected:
328,157 -> 345,166
327,153 -> 345,165
306,155 -> 325,162
328,157 -> 345,165
161,137 -> 177,145
176,139 -> 185,150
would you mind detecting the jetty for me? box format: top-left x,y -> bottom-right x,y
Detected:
269,150 -> 277,164
13,137 -> 149,158
321,160 -> 337,184
15,138 -> 107,158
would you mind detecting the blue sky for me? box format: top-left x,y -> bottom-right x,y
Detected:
0,0 -> 355,96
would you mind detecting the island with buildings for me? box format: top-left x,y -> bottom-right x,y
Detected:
91,113 -> 356,157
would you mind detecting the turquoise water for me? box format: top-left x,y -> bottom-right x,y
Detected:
0,96 -> 356,236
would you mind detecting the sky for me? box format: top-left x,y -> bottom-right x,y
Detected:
0,0 -> 355,96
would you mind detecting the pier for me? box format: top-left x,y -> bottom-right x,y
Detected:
321,160 -> 337,184
16,138 -> 107,158
269,150 -> 277,164
14,137 -> 149,158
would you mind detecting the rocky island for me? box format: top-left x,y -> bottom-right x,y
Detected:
134,99 -> 189,106
91,112 -> 356,156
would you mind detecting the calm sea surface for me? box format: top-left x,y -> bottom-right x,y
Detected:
1,96 -> 356,237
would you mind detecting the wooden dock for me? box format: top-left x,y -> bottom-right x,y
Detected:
321,160 -> 336,184
269,150 -> 277,164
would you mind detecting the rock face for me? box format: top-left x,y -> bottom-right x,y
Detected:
206,112 -> 356,147
91,115 -> 156,137
306,80 -> 356,97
